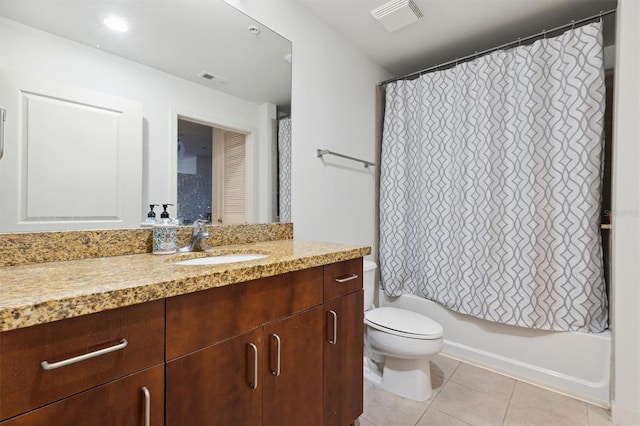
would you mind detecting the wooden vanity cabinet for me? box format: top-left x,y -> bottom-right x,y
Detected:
0,258 -> 364,426
0,299 -> 165,422
166,306 -> 324,426
165,267 -> 325,426
323,258 -> 364,426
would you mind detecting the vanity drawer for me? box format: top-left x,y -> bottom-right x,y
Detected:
0,364 -> 164,426
0,299 -> 165,420
166,266 -> 323,359
323,258 -> 363,301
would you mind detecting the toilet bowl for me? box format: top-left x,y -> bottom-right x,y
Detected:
363,261 -> 443,401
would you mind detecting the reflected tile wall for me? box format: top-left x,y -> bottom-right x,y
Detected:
177,154 -> 212,225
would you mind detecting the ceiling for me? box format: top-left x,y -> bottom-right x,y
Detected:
0,0 -> 617,106
295,0 -> 618,78
0,0 -> 292,109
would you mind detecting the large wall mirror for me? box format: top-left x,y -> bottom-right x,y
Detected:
0,0 -> 292,232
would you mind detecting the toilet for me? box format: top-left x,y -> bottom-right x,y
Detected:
363,260 -> 443,401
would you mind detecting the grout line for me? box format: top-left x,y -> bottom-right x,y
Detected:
500,379 -> 518,425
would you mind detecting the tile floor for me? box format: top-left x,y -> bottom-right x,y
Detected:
357,354 -> 615,426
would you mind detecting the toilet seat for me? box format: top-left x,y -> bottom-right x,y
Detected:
365,307 -> 443,340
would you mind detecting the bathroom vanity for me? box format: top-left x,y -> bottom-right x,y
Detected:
0,226 -> 369,426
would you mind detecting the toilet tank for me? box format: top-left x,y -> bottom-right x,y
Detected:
363,260 -> 377,311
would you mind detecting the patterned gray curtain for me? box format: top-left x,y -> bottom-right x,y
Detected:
278,117 -> 292,222
379,22 -> 608,332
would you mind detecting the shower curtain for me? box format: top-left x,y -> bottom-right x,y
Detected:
278,117 -> 292,222
379,22 -> 608,332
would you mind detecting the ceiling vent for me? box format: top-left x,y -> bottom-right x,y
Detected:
370,0 -> 424,32
198,71 -> 227,85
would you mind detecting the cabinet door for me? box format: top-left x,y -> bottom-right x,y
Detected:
166,328 -> 263,426
324,290 -> 364,426
0,364 -> 163,426
263,306 -> 323,426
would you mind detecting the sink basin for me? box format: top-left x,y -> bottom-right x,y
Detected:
173,253 -> 268,266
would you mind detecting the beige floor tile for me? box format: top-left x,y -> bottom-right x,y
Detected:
364,378 -> 375,392
416,406 -> 472,426
362,357 -> 607,426
356,417 -> 378,426
504,402 -> 575,426
362,384 -> 431,426
430,380 -> 509,426
449,363 -> 516,401
587,404 -> 614,426
431,354 -> 461,379
507,382 -> 588,426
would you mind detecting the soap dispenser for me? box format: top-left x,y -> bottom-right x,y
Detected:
152,204 -> 177,254
141,204 -> 159,227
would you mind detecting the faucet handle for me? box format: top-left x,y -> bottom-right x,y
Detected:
192,219 -> 208,235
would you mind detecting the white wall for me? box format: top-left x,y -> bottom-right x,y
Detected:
228,0 -> 391,253
611,0 -> 640,423
0,17 -> 272,223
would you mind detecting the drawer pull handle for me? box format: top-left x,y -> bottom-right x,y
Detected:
328,310 -> 338,345
141,386 -> 151,426
334,274 -> 359,283
271,334 -> 281,377
40,338 -> 128,370
248,343 -> 258,389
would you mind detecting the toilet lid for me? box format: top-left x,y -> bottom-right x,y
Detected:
365,307 -> 443,339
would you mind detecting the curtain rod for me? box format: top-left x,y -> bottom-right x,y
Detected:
379,8 -> 616,86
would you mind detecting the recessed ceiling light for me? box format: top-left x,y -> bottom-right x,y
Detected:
103,16 -> 129,33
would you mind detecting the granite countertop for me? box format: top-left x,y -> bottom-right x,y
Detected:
0,240 -> 370,332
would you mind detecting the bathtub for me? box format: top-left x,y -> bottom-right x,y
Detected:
379,293 -> 611,407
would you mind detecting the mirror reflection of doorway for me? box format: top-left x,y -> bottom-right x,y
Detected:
177,118 -> 247,225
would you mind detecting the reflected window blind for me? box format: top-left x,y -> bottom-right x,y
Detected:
223,131 -> 246,223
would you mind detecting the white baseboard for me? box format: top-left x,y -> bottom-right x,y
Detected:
611,403 -> 640,426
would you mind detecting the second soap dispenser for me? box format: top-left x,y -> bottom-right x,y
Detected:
152,204 -> 177,254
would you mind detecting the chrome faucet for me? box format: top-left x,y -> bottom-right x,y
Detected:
177,219 -> 210,253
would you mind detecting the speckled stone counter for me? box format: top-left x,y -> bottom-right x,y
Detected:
0,240 -> 370,332
0,223 -> 293,267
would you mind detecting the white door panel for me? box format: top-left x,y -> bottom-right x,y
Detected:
0,69 -> 142,232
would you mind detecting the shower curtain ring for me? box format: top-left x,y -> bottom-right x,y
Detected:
571,20 -> 575,30
517,37 -> 521,46
542,29 -> 547,39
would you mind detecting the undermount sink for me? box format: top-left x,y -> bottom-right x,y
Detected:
173,253 -> 268,266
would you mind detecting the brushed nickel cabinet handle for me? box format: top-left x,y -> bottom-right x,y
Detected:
328,310 -> 338,345
248,343 -> 258,389
271,334 -> 281,377
40,338 -> 128,370
334,274 -> 358,283
141,386 -> 151,426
